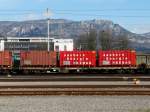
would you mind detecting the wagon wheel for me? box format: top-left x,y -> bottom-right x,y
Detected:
117,69 -> 125,74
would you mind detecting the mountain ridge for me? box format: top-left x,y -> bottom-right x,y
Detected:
0,19 -> 149,52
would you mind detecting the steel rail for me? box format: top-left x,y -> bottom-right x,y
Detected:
0,76 -> 149,82
0,88 -> 150,95
0,84 -> 149,88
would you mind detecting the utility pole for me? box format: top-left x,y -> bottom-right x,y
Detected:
47,8 -> 50,51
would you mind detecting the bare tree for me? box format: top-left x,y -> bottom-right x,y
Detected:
99,30 -> 112,50
113,34 -> 130,50
75,33 -> 88,50
87,29 -> 97,50
76,30 -> 130,51
75,29 -> 97,50
119,34 -> 130,50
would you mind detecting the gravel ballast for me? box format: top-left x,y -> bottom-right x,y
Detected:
0,96 -> 149,112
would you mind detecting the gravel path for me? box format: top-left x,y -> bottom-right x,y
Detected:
0,96 -> 149,112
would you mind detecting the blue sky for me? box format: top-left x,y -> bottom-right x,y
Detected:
0,0 -> 150,34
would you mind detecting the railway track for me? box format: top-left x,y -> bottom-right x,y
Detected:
0,75 -> 150,82
1,88 -> 150,95
0,81 -> 149,95
8,73 -> 150,76
0,74 -> 149,95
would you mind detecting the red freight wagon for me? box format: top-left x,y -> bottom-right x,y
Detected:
0,51 -> 12,68
59,51 -> 96,67
20,51 -> 56,67
99,50 -> 136,67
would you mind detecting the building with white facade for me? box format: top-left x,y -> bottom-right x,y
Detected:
53,39 -> 73,51
0,37 -> 74,51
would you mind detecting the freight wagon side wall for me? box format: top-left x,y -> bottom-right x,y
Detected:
20,51 -> 56,67
136,54 -> 150,68
136,55 -> 146,66
59,51 -> 96,67
0,51 -> 12,67
131,51 -> 136,66
99,50 -> 136,67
